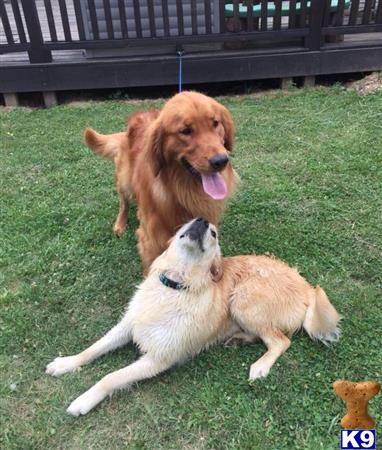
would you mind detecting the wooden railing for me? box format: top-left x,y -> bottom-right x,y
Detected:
1,0 -> 382,63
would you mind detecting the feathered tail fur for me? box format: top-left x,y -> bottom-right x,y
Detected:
84,128 -> 126,160
303,286 -> 341,345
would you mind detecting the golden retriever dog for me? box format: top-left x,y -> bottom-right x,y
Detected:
46,218 -> 340,416
84,92 -> 237,272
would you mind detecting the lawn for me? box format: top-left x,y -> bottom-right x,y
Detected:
1,86 -> 381,450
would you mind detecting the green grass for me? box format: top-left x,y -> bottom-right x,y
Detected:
1,87 -> 381,450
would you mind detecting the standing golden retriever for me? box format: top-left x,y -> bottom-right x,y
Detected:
85,92 -> 238,273
46,218 -> 340,416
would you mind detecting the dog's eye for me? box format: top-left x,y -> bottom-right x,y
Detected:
180,234 -> 185,239
180,127 -> 192,136
211,230 -> 216,238
212,120 -> 219,128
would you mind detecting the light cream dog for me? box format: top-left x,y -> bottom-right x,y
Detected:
46,218 -> 341,416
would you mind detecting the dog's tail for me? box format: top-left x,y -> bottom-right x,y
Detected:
303,286 -> 341,345
84,128 -> 126,160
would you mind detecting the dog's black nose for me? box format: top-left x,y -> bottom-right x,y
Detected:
209,154 -> 229,172
196,217 -> 209,227
185,218 -> 209,241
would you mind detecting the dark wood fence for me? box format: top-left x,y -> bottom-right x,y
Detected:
1,1 -> 382,105
1,0 -> 382,63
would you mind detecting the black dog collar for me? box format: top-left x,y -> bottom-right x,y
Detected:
159,273 -> 187,291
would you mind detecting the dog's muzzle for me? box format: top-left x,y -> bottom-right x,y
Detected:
181,218 -> 209,252
184,217 -> 209,241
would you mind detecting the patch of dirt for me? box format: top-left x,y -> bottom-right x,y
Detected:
347,72 -> 382,96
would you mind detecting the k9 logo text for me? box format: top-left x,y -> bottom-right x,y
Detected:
340,430 -> 376,449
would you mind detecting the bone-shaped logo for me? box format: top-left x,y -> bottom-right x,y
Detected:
333,380 -> 380,429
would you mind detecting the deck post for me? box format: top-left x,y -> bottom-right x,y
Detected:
20,0 -> 52,63
306,0 -> 325,50
42,91 -> 58,108
303,76 -> 316,88
281,77 -> 294,89
3,93 -> 19,107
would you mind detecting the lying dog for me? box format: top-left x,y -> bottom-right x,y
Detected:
85,92 -> 237,272
46,218 -> 340,416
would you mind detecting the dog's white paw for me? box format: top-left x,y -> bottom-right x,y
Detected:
46,356 -> 80,377
67,386 -> 106,417
249,361 -> 270,380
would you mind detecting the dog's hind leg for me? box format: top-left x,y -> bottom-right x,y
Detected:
113,185 -> 131,236
66,355 -> 171,416
46,316 -> 132,377
224,332 -> 257,348
248,329 -> 290,380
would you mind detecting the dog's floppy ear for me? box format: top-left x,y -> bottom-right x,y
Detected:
210,254 -> 223,282
146,119 -> 165,177
219,104 -> 235,152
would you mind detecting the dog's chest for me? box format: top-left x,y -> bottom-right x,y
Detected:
126,282 -> 226,362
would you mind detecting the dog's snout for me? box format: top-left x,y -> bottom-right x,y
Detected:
209,154 -> 229,172
184,218 -> 209,241
196,217 -> 209,227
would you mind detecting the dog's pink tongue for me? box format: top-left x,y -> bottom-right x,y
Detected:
201,173 -> 227,200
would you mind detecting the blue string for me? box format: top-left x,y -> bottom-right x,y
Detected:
177,50 -> 184,93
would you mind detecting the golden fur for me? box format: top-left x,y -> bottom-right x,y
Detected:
46,219 -> 341,416
84,92 -> 237,273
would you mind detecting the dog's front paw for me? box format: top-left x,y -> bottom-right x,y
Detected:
46,356 -> 80,377
113,222 -> 126,237
67,385 -> 106,416
249,361 -> 270,381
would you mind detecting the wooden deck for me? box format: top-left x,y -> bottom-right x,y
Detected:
2,0 -> 380,66
1,0 -> 381,106
2,30 -> 381,66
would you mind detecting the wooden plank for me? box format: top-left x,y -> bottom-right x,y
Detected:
103,0 -> 115,39
191,0 -> 198,35
0,0 -> 14,44
42,90 -> 58,107
19,0 -> 52,62
118,0 -> 128,38
73,0 -> 86,40
281,77 -> 294,88
289,0 -> 297,29
246,0 -> 254,32
219,0 -> 226,32
334,0 -> 345,25
2,46 -> 382,93
349,0 -> 360,26
300,0 -> 308,27
43,0 -> 58,42
58,0 -> 72,41
161,0 -> 170,36
147,0 -> 156,37
10,0 -> 26,43
233,0 -> 240,31
376,0 -> 382,24
175,0 -> 184,35
323,23 -> 382,34
204,0 -> 212,34
87,0 -> 100,40
362,0 -> 373,25
307,0 -> 325,50
132,0 -> 142,38
303,75 -> 315,87
40,28 -> 309,51
322,0 -> 331,27
261,0 -> 268,31
274,0 -> 282,30
3,92 -> 19,106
